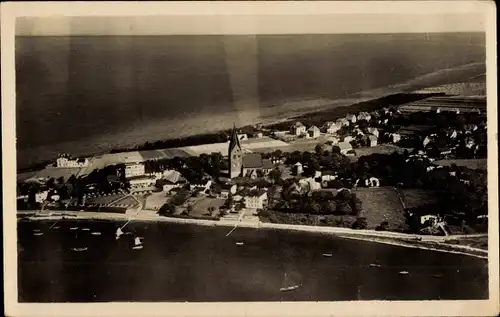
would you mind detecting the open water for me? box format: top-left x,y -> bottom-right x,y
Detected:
18,220 -> 488,302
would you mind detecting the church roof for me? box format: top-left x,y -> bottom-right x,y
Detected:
228,124 -> 241,154
242,153 -> 264,168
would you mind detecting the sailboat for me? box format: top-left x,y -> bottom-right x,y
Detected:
279,272 -> 301,292
132,237 -> 143,250
115,227 -> 124,240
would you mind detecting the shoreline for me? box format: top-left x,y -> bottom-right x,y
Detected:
20,211 -> 488,259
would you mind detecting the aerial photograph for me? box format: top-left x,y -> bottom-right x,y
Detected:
14,12 -> 490,304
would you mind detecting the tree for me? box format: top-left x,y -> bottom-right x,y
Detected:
332,146 -> 341,154
186,204 -> 194,215
336,201 -> 352,215
352,217 -> 368,229
315,144 -> 324,155
350,194 -> 363,216
323,200 -> 337,214
269,168 -> 282,184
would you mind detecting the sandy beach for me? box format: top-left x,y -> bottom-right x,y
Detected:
21,210 -> 488,259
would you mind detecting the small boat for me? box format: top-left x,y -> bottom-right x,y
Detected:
236,242 -> 244,246
69,227 -> 78,231
52,226 -> 60,229
132,237 -> 143,250
432,274 -> 442,278
33,232 -> 44,236
115,228 -> 124,240
81,228 -> 90,231
322,253 -> 333,257
369,264 -> 381,268
71,247 -> 88,252
279,272 -> 301,292
91,232 -> 102,236
399,271 -> 409,275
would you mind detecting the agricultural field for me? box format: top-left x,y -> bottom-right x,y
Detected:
85,193 -> 126,206
400,189 -> 438,210
434,159 -> 487,170
17,167 -> 83,182
353,144 -> 407,158
109,195 -> 139,208
144,192 -> 169,211
353,187 -> 406,230
190,197 -> 226,218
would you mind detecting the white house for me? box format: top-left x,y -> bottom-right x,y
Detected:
125,162 -> 145,178
129,175 -> 157,190
345,114 -> 357,123
298,177 -> 322,192
325,122 -> 342,134
189,179 -> 213,192
244,190 -> 268,209
343,136 -> 354,143
420,214 -> 440,225
163,181 -> 181,193
307,125 -> 321,139
368,135 -> 378,147
336,118 -> 350,127
389,133 -> 401,144
293,162 -> 303,175
338,141 -> 353,155
357,112 -> 371,122
290,122 -> 307,136
367,127 -> 379,138
35,190 -> 49,203
255,132 -> 264,138
162,171 -> 184,193
364,177 -> 380,188
56,154 -> 89,168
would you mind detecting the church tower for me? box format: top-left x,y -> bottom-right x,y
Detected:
228,124 -> 242,178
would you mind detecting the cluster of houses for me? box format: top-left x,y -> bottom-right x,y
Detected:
54,153 -> 89,168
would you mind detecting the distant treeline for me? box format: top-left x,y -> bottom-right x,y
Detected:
267,92 -> 445,130
109,131 -> 232,154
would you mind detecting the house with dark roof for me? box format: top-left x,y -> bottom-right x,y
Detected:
242,153 -> 274,178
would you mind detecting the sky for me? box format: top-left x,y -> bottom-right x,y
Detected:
16,13 -> 487,36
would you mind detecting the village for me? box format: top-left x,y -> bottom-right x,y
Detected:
17,95 -> 488,239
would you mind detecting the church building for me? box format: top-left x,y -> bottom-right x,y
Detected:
228,125 -> 274,179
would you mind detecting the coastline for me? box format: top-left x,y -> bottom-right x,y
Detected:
20,210 -> 488,260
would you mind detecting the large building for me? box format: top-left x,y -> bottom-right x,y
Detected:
56,154 -> 89,168
125,162 -> 145,178
228,125 -> 274,179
